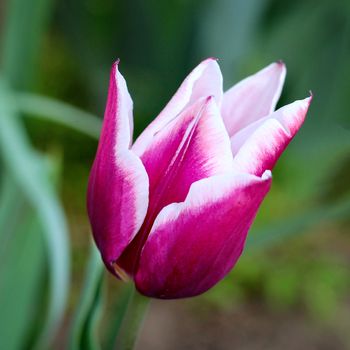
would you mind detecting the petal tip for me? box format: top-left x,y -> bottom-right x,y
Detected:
275,60 -> 287,77
271,60 -> 286,77
111,262 -> 131,282
308,91 -> 313,102
111,59 -> 121,79
111,59 -> 122,77
301,94 -> 313,110
202,57 -> 221,70
275,59 -> 285,67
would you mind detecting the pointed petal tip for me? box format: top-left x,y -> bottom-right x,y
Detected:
269,60 -> 286,76
111,262 -> 131,282
110,60 -> 119,79
274,60 -> 287,76
300,94 -> 313,110
275,59 -> 285,67
202,57 -> 220,68
308,91 -> 313,101
200,57 -> 221,72
111,59 -> 121,75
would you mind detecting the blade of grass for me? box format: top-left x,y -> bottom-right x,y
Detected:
0,172 -> 23,241
81,274 -> 105,350
0,82 -> 70,349
0,172 -> 27,263
0,207 -> 45,350
1,0 -> 72,348
14,92 -> 101,139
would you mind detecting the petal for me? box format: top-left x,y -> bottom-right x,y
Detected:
232,96 -> 312,176
135,171 -> 272,298
221,61 -> 286,137
116,96 -> 233,275
87,62 -> 149,275
132,58 -> 223,156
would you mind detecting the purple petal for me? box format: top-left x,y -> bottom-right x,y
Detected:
232,97 -> 312,176
135,171 -> 272,298
87,62 -> 149,276
132,58 -> 223,156
116,96 -> 233,275
221,61 -> 286,137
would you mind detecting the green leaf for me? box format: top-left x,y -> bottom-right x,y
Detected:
0,83 -> 70,349
1,0 -> 54,89
81,277 -> 105,350
1,0 -> 67,345
14,92 -> 101,139
0,172 -> 24,242
0,205 -> 45,350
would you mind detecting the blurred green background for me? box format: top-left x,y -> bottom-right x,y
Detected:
0,0 -> 349,349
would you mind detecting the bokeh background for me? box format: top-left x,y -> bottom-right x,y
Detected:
0,0 -> 350,349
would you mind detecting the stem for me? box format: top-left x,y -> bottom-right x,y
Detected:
114,288 -> 150,350
68,243 -> 104,350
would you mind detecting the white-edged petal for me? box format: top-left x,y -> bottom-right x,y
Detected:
221,61 -> 286,137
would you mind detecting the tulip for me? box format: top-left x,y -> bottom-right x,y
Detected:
87,58 -> 311,299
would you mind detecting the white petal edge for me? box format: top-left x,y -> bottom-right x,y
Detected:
147,170 -> 272,239
221,61 -> 286,137
132,58 -> 223,156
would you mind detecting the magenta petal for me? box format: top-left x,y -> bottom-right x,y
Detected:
132,58 -> 223,156
140,97 -> 233,206
221,61 -> 286,137
135,171 -> 272,298
232,97 -> 312,176
116,96 -> 233,274
87,62 -> 149,274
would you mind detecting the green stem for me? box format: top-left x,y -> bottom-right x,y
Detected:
114,288 -> 150,350
69,243 -> 104,350
105,283 -> 134,349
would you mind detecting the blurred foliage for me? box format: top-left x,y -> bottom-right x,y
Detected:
0,0 -> 350,349
203,228 -> 350,321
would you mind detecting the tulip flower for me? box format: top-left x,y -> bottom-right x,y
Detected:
87,58 -> 311,299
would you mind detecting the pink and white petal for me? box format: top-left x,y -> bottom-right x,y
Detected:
87,62 -> 149,275
116,96 -> 233,275
221,61 -> 286,137
132,58 -> 223,156
230,115 -> 269,156
135,171 -> 272,299
141,96 -> 234,205
232,97 -> 312,176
